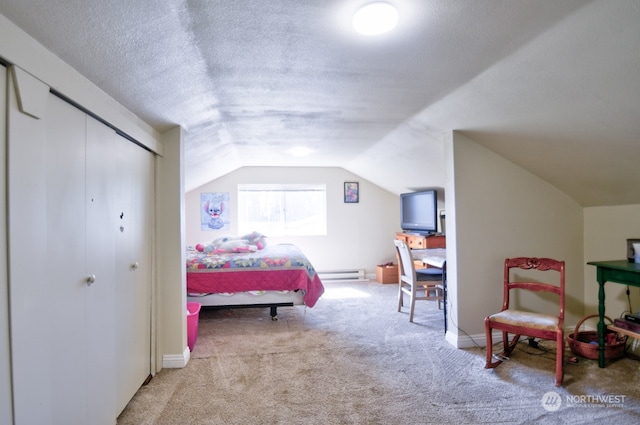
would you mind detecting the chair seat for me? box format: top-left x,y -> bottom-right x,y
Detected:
416,268 -> 442,281
488,309 -> 559,331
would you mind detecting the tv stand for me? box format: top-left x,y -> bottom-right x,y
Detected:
404,231 -> 433,236
396,232 -> 445,250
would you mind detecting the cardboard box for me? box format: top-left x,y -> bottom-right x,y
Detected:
376,264 -> 398,284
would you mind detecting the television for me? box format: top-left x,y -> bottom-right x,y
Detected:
400,190 -> 437,234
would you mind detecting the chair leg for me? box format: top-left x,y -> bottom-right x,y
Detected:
485,318 -> 501,368
502,332 -> 520,357
485,323 -> 521,368
409,286 -> 416,322
555,330 -> 564,387
397,283 -> 403,312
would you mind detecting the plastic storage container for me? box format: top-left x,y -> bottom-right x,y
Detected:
187,302 -> 202,352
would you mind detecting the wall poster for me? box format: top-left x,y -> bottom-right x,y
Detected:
344,182 -> 359,203
200,192 -> 230,231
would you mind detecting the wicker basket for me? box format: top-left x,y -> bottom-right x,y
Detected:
567,314 -> 626,360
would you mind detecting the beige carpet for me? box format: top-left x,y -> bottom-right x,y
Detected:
118,281 -> 640,424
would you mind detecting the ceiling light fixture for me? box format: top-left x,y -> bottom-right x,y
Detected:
352,2 -> 398,36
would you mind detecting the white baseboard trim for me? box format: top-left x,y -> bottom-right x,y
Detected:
446,326 -> 579,349
162,347 -> 190,368
446,330 -> 489,348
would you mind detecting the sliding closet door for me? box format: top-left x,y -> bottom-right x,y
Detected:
85,116 -> 118,420
44,93 -> 90,424
115,136 -> 154,414
9,88 -> 119,425
0,64 -> 12,425
8,67 -> 54,425
9,68 -> 154,423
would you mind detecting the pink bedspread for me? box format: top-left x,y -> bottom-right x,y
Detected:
186,243 -> 324,307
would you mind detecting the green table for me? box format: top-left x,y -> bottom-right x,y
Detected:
587,260 -> 640,367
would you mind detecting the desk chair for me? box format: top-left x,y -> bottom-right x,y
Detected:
394,239 -> 444,322
484,257 -> 565,386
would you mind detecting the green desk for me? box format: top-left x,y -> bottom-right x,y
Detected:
587,260 -> 640,367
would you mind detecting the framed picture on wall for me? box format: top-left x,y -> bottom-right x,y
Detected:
200,192 -> 230,230
344,182 -> 359,203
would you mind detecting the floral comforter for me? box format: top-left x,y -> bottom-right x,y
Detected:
186,243 -> 324,307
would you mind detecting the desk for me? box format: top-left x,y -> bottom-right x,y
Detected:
413,248 -> 447,332
587,260 -> 640,367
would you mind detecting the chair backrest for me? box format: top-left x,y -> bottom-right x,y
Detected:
502,257 -> 565,321
394,239 -> 416,283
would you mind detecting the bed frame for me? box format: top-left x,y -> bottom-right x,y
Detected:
186,290 -> 306,320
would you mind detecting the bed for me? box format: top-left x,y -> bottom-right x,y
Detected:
186,243 -> 324,319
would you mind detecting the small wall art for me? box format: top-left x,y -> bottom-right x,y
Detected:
344,182 -> 359,203
200,192 -> 230,230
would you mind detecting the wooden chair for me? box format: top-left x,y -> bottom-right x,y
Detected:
394,239 -> 443,322
484,257 -> 566,386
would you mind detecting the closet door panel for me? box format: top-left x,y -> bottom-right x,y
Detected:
85,116 -> 118,423
115,137 -> 153,414
44,94 -> 89,424
8,71 -> 54,425
0,64 -> 12,425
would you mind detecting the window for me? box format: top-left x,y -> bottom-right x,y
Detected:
238,184 -> 327,236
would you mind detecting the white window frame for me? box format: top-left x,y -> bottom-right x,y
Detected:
237,183 -> 327,236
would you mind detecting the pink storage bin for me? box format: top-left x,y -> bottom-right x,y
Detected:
187,302 -> 201,352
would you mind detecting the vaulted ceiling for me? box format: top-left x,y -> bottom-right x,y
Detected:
1,0 -> 639,206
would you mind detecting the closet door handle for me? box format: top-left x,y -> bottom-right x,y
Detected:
131,262 -> 139,271
86,274 -> 96,285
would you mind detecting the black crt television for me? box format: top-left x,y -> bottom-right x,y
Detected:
400,190 -> 437,234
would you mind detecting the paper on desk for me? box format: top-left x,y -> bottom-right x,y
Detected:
411,248 -> 446,268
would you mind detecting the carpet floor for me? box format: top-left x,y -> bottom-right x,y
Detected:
117,281 -> 640,424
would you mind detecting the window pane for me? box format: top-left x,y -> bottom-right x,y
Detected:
238,184 -> 326,236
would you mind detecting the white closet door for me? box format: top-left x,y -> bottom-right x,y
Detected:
115,135 -> 154,414
0,64 -> 13,425
8,68 -> 54,425
85,116 -> 118,421
44,94 -> 90,424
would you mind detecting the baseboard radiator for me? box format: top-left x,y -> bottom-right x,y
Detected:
317,269 -> 368,282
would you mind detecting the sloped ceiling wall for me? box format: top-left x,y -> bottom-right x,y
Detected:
1,1 -> 639,206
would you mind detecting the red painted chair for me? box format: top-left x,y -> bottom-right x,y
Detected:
484,257 -> 565,386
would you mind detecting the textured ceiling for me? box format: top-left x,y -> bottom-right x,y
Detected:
1,0 -> 639,206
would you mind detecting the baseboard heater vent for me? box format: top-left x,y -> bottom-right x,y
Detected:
317,269 -> 368,282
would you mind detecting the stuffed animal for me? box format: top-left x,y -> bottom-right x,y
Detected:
242,231 -> 267,250
195,232 -> 267,254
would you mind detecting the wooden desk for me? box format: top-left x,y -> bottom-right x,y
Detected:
587,260 -> 640,367
395,232 -> 445,250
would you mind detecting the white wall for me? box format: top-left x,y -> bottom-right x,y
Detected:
156,127 -> 188,369
584,205 -> 640,316
446,132 -> 584,346
186,166 -> 400,273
